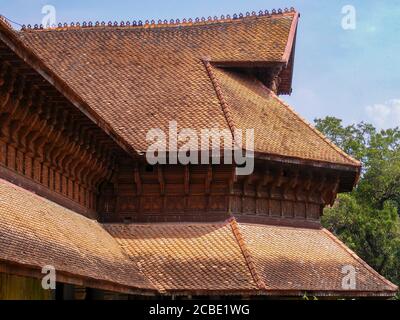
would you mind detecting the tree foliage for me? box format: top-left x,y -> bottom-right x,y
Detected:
315,117 -> 400,286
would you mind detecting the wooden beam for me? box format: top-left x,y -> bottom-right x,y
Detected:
205,165 -> 212,194
229,165 -> 237,195
184,165 -> 189,195
158,165 -> 165,195
134,164 -> 142,195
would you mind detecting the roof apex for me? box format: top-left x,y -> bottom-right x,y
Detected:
19,7 -> 298,32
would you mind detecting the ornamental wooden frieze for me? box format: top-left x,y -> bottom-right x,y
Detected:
0,55 -> 118,215
98,161 -> 343,223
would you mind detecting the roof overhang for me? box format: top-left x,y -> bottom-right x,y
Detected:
0,17 -> 137,158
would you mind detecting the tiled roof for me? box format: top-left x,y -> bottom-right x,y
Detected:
104,222 -> 257,294
239,223 -> 397,295
12,10 -> 358,168
0,178 -> 155,294
1,178 -> 395,296
212,68 -> 360,166
105,220 -> 396,296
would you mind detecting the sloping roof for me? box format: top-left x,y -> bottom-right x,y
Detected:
0,178 -> 155,294
105,220 -> 397,296
239,223 -> 397,295
12,10 -> 358,168
104,222 -> 258,295
0,178 -> 396,296
211,67 -> 359,166
0,16 -> 135,156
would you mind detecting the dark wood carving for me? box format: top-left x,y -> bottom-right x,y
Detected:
0,46 -> 119,214
98,159 -> 343,224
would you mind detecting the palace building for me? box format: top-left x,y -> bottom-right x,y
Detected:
0,8 -> 397,299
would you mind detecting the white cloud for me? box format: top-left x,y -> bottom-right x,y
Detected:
366,99 -> 400,129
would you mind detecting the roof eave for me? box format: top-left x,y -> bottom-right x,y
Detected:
0,18 -> 138,159
282,11 -> 300,64
277,11 -> 300,95
0,259 -> 158,296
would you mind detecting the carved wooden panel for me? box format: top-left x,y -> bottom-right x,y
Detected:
187,195 -> 207,211
256,198 -> 269,215
100,162 -> 345,223
270,199 -> 281,217
294,202 -> 306,219
242,196 -> 256,214
0,57 -> 118,213
282,201 -> 294,218
165,196 -> 185,212
141,196 -> 163,213
209,195 -> 228,212
117,196 -> 136,213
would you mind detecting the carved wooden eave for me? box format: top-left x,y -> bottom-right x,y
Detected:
252,151 -> 361,192
97,158 -> 345,224
0,19 -> 137,158
0,28 -> 127,216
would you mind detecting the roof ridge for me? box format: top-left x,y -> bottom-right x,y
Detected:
102,224 -> 166,294
19,7 -> 297,32
322,228 -> 398,291
264,86 -> 361,167
0,15 -> 13,29
203,60 -> 236,140
229,217 -> 266,290
282,11 -> 299,63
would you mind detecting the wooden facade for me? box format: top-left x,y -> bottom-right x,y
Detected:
0,41 -> 120,217
99,160 -> 346,224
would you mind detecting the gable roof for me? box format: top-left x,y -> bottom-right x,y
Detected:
1,10 -> 360,169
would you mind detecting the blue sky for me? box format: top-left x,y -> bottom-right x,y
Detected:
1,0 -> 399,129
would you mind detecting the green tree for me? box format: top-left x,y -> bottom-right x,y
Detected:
315,117 -> 400,286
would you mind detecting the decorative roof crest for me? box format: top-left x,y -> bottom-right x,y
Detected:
20,7 -> 296,31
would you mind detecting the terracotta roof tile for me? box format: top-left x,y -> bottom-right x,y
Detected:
239,223 -> 397,295
0,10 -> 360,169
15,11 -> 359,168
0,178 -> 154,293
12,15 -> 298,149
212,68 -> 360,166
229,218 -> 266,289
0,178 -> 394,296
104,221 -> 257,294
